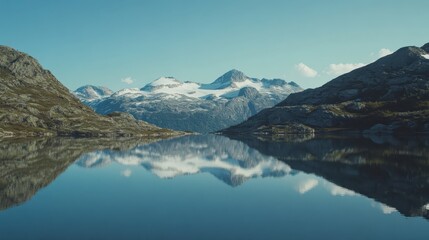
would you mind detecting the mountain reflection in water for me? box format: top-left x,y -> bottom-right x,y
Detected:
76,135 -> 296,186
0,134 -> 428,222
230,134 -> 429,219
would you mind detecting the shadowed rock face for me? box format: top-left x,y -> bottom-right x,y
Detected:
222,43 -> 429,135
0,137 -> 162,210
229,135 -> 429,219
0,46 -> 179,137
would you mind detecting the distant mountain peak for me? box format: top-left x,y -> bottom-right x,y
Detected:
151,77 -> 182,86
288,81 -> 300,88
211,69 -> 248,86
74,85 -> 113,101
421,42 -> 429,52
141,77 -> 182,91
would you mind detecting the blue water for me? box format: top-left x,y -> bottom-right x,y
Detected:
0,135 -> 427,239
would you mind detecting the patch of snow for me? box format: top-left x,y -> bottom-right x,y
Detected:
297,178 -> 319,194
327,183 -> 357,196
379,204 -> 397,214
148,77 -> 182,86
422,54 -> 429,60
74,86 -> 113,102
129,77 -> 300,100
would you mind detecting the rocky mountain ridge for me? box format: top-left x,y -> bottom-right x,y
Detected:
222,43 -> 429,135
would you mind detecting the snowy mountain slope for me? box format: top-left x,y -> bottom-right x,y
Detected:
74,85 -> 113,101
73,85 -> 113,107
74,69 -> 302,132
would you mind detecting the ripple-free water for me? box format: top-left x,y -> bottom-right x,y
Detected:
0,135 -> 427,239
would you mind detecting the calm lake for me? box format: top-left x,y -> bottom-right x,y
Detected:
0,134 -> 428,239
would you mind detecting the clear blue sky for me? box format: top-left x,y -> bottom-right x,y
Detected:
1,0 -> 428,91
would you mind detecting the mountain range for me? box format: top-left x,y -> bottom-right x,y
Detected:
222,43 -> 429,135
0,46 -> 179,137
74,70 -> 302,132
3,42 -> 429,137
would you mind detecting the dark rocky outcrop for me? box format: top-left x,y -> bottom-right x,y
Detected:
0,46 -> 181,137
222,43 -> 429,135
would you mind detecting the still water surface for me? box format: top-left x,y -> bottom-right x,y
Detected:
0,135 -> 428,239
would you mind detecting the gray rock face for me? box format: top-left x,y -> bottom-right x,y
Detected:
75,69 -> 303,133
210,69 -> 248,88
222,43 -> 429,135
0,46 -> 180,137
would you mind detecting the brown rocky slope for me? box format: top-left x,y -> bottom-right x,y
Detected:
0,46 -> 180,137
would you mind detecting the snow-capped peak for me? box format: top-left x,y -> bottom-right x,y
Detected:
209,69 -> 250,89
141,77 -> 183,92
149,77 -> 182,87
74,85 -> 113,101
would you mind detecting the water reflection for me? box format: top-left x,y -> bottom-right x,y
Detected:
76,135 -> 295,186
233,135 -> 429,219
1,134 -> 428,221
0,137 -> 160,210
